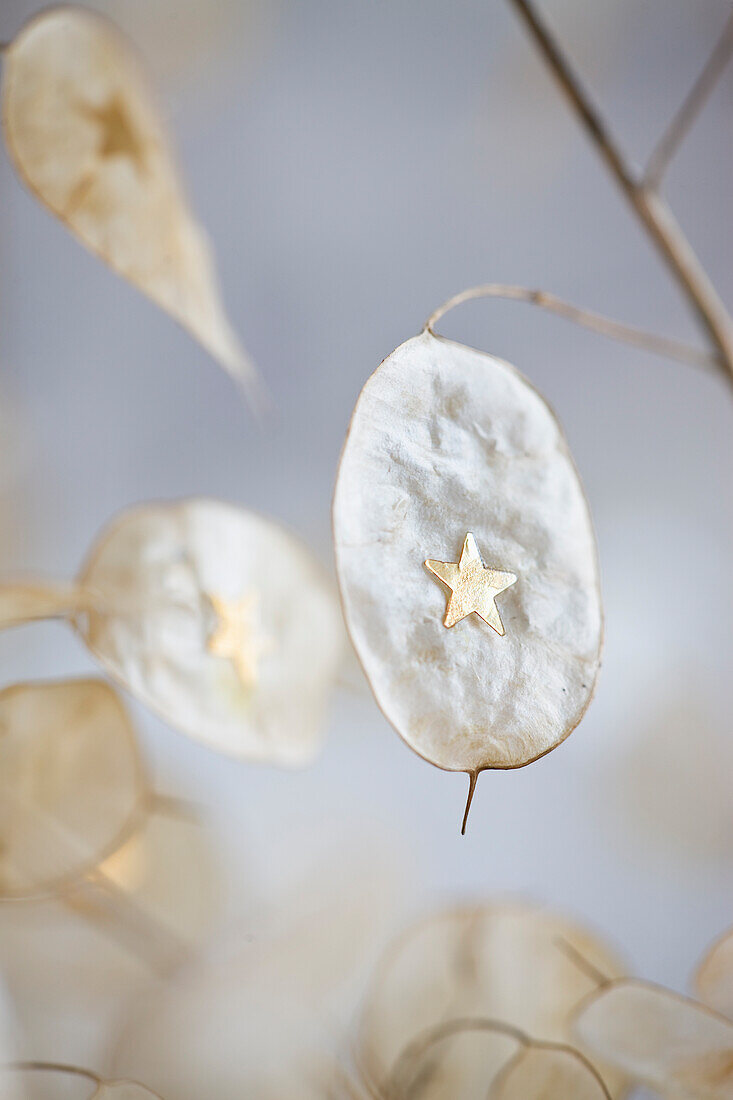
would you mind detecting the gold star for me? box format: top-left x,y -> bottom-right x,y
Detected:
206,591 -> 269,688
425,533 -> 517,635
83,95 -> 147,168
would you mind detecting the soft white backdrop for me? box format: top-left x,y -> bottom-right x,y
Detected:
0,0 -> 732,1085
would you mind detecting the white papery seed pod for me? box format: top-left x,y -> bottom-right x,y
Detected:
333,330 -> 602,823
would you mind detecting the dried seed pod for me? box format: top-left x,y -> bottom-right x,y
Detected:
358,901 -> 625,1097
0,678 -> 146,899
573,978 -> 733,1099
2,7 -> 256,391
696,927 -> 733,1021
489,1043 -> 610,1100
74,499 -> 343,765
333,331 -> 601,817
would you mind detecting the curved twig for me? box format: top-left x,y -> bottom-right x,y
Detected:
6,1061 -> 100,1085
424,283 -> 717,371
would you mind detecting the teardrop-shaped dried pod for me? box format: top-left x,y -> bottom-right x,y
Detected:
2,7 -> 256,391
358,901 -> 626,1098
489,1043 -> 610,1100
573,978 -> 733,1099
0,678 -> 146,899
74,499 -> 344,765
696,927 -> 733,1021
333,330 -> 601,812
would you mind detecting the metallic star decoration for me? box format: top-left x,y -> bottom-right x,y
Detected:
425,533 -> 517,635
206,591 -> 269,688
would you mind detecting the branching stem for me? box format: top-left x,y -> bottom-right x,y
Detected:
425,284 -> 716,371
506,0 -> 733,385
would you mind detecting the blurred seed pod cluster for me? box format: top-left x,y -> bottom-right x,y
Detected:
0,499 -> 344,765
0,1 -> 729,1096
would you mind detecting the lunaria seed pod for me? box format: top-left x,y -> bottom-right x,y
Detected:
358,900 -> 626,1097
2,7 -> 257,394
0,499 -> 344,766
333,329 -> 602,826
573,979 -> 733,1100
0,678 -> 145,899
74,500 -> 344,765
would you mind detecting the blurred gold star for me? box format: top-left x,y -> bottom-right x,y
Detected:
207,591 -> 268,687
425,532 -> 517,635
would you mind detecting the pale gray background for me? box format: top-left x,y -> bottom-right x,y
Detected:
0,0 -> 732,1089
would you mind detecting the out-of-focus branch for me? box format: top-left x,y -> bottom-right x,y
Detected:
6,1062 -> 101,1085
645,10 -> 733,187
425,284 -> 717,370
505,0 -> 733,386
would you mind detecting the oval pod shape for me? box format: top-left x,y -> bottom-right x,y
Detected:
333,330 -> 602,777
358,901 -> 626,1098
0,678 -> 145,899
75,499 -> 344,767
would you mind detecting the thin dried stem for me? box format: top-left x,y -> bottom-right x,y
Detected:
6,1061 -> 101,1084
645,10 -> 733,187
506,0 -> 733,384
424,284 -> 717,370
461,771 -> 478,835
